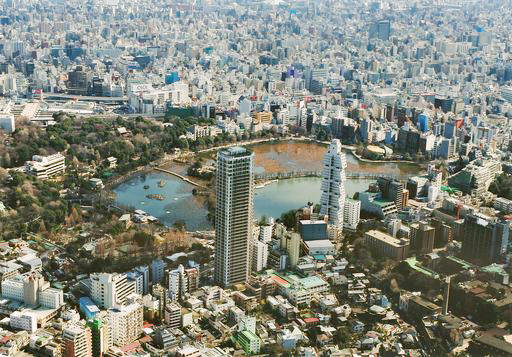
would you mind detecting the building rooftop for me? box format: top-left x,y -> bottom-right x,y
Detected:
221,146 -> 252,157
366,230 -> 408,248
305,240 -> 334,248
300,276 -> 328,289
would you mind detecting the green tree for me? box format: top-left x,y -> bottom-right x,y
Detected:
279,209 -> 297,230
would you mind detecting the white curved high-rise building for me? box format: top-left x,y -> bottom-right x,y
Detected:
319,139 -> 347,238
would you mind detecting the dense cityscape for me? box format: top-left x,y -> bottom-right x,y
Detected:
1,0 -> 512,356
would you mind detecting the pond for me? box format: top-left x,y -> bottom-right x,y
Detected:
113,141 -> 422,230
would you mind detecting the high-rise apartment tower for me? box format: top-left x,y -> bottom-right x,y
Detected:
214,147 -> 254,288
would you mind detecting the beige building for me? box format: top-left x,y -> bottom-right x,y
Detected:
62,324 -> 93,357
107,303 -> 143,347
252,111 -> 273,124
364,230 -> 409,260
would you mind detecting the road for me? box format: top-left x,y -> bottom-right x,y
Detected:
43,93 -> 128,102
154,167 -> 208,189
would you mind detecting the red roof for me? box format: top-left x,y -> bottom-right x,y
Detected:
120,341 -> 140,353
139,336 -> 152,344
271,275 -> 289,286
304,317 -> 320,324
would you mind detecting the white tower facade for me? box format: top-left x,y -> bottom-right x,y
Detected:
319,139 -> 347,238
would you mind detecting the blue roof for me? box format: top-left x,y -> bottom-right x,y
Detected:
79,296 -> 100,313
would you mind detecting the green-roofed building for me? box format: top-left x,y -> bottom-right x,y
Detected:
87,318 -> 109,357
359,191 -> 398,218
236,330 -> 261,355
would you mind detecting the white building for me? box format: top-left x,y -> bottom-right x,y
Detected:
10,311 -> 37,332
495,197 -> 512,214
168,265 -> 188,302
259,221 -> 274,243
1,279 -> 24,301
107,303 -> 143,347
319,139 -> 347,238
90,273 -> 135,309
252,239 -> 268,272
176,346 -> 201,357
38,288 -> 64,309
1,275 -> 63,308
304,240 -> 336,256
25,153 -> 66,180
343,198 -> 361,231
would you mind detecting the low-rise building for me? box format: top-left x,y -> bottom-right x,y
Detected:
25,153 -> 66,180
236,330 -> 261,355
10,311 -> 37,332
304,240 -> 336,256
364,230 -> 409,260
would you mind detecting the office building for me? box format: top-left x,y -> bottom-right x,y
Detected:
319,139 -> 347,238
461,214 -> 510,266
377,177 -> 407,210
151,259 -> 167,285
501,86 -> 512,103
62,324 -> 93,357
214,147 -> 254,288
134,265 -> 149,294
25,153 -> 66,180
369,20 -> 391,41
298,220 -> 328,241
343,199 -> 361,232
417,113 -> 429,133
364,230 -> 409,260
410,221 -> 435,255
66,66 -> 90,95
87,318 -> 109,357
107,303 -> 143,347
90,273 -> 135,309
133,265 -> 149,295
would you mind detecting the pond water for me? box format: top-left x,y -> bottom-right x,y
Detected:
114,141 -> 422,230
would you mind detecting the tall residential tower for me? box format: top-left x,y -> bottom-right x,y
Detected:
214,147 -> 254,288
319,139 -> 347,239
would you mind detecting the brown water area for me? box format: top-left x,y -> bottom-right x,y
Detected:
249,141 -> 422,177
